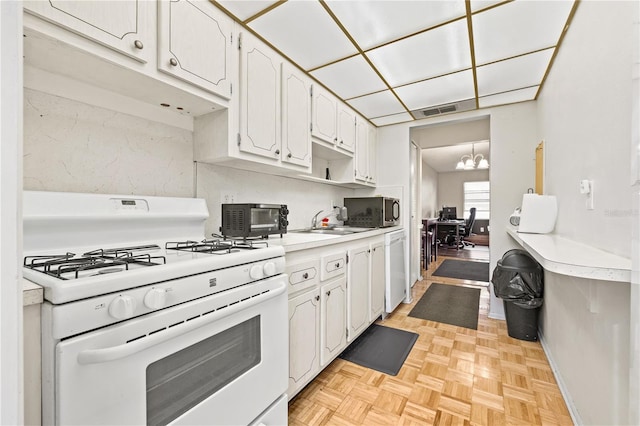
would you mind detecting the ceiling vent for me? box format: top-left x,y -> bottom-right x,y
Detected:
410,98 -> 476,120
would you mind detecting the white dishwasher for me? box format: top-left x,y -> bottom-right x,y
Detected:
385,229 -> 407,314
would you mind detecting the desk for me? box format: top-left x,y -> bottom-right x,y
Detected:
435,220 -> 465,250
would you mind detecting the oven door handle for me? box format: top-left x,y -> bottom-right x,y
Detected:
77,281 -> 286,365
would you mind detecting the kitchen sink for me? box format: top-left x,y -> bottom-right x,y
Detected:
291,227 -> 372,236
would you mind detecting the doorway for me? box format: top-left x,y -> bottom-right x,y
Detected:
409,116 -> 491,273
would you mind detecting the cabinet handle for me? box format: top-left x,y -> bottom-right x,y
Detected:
134,40 -> 144,50
302,272 -> 309,279
315,295 -> 320,301
169,58 -> 178,66
334,137 -> 338,143
335,262 -> 340,268
287,153 -> 292,158
326,290 -> 331,296
275,149 -> 280,155
340,139 -> 343,144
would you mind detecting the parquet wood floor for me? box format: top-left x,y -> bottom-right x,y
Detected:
288,255 -> 573,426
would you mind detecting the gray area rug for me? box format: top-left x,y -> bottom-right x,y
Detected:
408,283 -> 481,330
432,259 -> 490,282
339,324 -> 418,376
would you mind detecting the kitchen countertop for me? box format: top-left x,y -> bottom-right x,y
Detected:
23,279 -> 44,306
506,226 -> 631,283
267,226 -> 403,253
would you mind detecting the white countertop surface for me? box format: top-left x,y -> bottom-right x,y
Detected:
23,279 -> 44,306
506,226 -> 631,283
267,226 -> 403,252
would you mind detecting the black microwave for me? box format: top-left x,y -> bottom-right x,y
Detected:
220,204 -> 289,238
343,197 -> 400,228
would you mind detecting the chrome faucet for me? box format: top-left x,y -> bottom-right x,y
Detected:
311,210 -> 324,229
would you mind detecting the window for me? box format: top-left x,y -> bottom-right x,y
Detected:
464,181 -> 490,220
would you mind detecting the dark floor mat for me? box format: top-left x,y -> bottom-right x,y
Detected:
338,324 -> 418,376
408,283 -> 480,330
432,259 -> 490,282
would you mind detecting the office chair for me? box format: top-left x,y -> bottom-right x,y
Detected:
458,207 -> 476,248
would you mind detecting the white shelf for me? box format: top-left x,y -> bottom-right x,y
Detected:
506,227 -> 631,283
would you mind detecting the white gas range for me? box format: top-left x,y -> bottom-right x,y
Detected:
23,191 -> 289,426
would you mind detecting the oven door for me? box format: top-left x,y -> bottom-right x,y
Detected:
54,276 -> 287,426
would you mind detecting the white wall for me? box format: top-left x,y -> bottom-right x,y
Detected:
22,90 -> 355,237
195,163 -> 353,235
421,161 -> 438,218
24,90 -> 194,197
436,169 -> 489,215
377,103 -> 539,319
535,1 -> 635,424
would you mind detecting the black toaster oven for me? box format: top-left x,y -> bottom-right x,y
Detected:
220,204 -> 289,238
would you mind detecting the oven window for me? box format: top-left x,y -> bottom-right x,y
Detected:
250,208 -> 279,229
146,316 -> 261,426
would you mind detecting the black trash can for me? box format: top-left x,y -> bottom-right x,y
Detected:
491,249 -> 544,341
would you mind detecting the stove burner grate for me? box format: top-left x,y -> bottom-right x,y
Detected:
165,238 -> 268,254
24,245 -> 167,280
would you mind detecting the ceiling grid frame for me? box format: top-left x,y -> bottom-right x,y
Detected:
212,0 -> 579,126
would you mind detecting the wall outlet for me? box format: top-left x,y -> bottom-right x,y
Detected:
480,227 -> 485,232
220,191 -> 237,204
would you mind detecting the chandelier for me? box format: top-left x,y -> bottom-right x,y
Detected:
455,143 -> 489,170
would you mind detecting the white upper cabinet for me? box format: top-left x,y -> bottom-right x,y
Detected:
336,104 -> 356,153
281,62 -> 312,168
354,116 -> 377,185
238,32 -> 282,160
157,0 -> 233,99
311,85 -> 338,145
24,0 -> 153,63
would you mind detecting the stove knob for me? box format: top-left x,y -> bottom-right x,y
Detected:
144,288 -> 167,310
263,262 -> 276,276
108,295 -> 137,320
249,264 -> 264,280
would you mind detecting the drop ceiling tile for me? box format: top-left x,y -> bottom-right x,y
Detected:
470,1 -> 505,13
215,1 -> 279,22
394,69 -> 475,111
310,55 -> 387,100
371,112 -> 414,127
248,1 -> 357,70
347,90 -> 406,119
473,0 -> 573,65
476,48 -> 553,96
367,19 -> 471,87
478,86 -> 539,108
326,0 -> 466,50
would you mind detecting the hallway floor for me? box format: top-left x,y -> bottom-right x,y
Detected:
287,254 -> 573,425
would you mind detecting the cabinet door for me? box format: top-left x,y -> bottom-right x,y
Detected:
288,289 -> 320,397
337,104 -> 356,153
368,123 -> 378,184
370,240 -> 385,321
158,0 -> 233,99
239,33 -> 281,160
24,0 -> 152,63
320,277 -> 347,366
347,244 -> 370,342
311,86 -> 337,145
281,62 -> 312,169
355,116 -> 369,182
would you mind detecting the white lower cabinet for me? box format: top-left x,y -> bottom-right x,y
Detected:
286,235 -> 387,400
320,277 -> 347,366
347,244 -> 370,342
370,239 -> 385,321
288,288 -> 320,398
